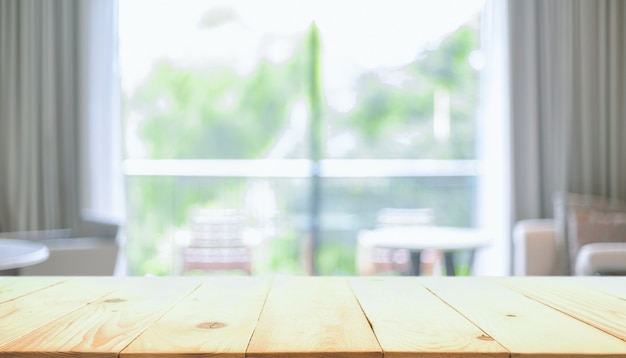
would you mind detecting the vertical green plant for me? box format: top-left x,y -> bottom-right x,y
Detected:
307,23 -> 323,275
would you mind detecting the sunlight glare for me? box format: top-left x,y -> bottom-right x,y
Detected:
119,0 -> 484,94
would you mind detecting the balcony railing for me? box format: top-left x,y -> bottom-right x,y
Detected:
123,159 -> 479,177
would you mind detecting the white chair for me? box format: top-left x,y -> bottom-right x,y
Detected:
180,209 -> 252,275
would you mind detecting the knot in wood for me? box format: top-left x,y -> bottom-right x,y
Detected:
104,298 -> 126,303
477,334 -> 494,341
196,321 -> 227,330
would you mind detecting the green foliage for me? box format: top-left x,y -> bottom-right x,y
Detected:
417,26 -> 479,89
316,242 -> 357,275
308,23 -> 323,161
132,55 -> 307,160
253,229 -> 306,275
333,25 -> 479,159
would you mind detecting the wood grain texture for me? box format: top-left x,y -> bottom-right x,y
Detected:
246,277 -> 381,358
349,277 -> 508,358
495,277 -> 626,341
0,277 -> 122,351
1,277 -> 200,357
0,276 -> 67,304
121,277 -> 271,358
568,276 -> 626,300
420,278 -> 626,358
2,277 -> 626,358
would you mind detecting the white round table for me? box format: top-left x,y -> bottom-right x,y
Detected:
358,226 -> 491,275
0,239 -> 50,274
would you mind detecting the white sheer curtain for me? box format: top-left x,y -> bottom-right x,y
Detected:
509,0 -> 626,221
474,0 -> 511,276
0,0 -> 121,235
80,0 -> 124,231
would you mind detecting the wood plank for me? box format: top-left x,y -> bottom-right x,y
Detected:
495,277 -> 626,341
0,277 -> 123,350
246,277 -> 381,358
349,277 -> 508,358
0,276 -> 67,304
121,277 -> 271,358
568,276 -> 626,299
420,277 -> 626,358
1,277 -> 200,357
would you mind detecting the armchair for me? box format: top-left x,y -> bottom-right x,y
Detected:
514,193 -> 626,276
513,218 -> 626,276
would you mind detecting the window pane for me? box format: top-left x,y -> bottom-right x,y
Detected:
120,0 -> 484,276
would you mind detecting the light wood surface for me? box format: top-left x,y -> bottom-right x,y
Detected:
1,277 -> 625,357
122,277 -> 271,358
0,276 -> 66,302
349,277 -> 507,358
0,277 -> 123,351
246,277 -> 381,358
421,278 -> 626,357
495,277 -> 626,341
1,277 -> 200,357
571,276 -> 626,298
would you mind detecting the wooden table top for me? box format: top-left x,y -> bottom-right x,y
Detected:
0,276 -> 625,357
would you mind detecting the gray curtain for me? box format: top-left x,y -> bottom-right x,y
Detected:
509,0 -> 626,221
0,1 -> 88,232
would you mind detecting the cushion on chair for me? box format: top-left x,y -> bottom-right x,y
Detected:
555,192 -> 626,274
575,242 -> 626,275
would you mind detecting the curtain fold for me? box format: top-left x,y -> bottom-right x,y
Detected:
509,0 -> 626,221
0,0 -> 85,232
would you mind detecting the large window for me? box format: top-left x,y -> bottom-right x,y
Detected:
119,0 -> 485,275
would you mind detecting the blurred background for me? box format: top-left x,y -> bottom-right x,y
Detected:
119,0 -> 484,276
